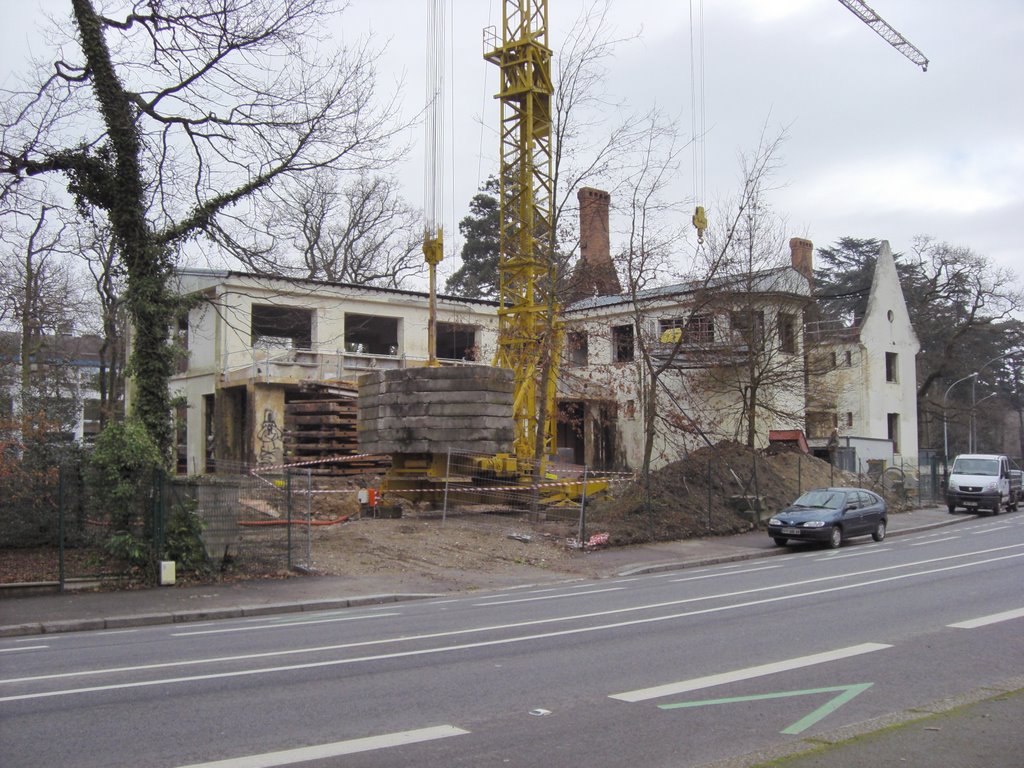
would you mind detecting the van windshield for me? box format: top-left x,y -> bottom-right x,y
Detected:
951,458 -> 999,476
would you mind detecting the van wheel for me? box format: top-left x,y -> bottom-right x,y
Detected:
827,526 -> 843,549
947,504 -> 956,514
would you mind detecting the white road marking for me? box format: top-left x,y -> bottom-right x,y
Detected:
609,643 -> 891,702
670,565 -> 781,583
4,551 -> 1021,702
814,548 -> 891,561
173,612 -> 399,637
176,725 -> 469,767
473,587 -> 624,606
973,526 -> 1012,533
948,607 -> 1024,629
910,537 -> 960,546
0,645 -> 48,653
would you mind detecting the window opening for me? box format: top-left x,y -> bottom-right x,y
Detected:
436,322 -> 478,360
251,304 -> 313,350
345,313 -> 399,355
612,324 -> 634,362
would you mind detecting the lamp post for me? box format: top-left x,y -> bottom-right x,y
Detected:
970,391 -> 998,453
943,372 -> 977,473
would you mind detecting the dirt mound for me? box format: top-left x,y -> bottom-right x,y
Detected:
586,441 -> 864,545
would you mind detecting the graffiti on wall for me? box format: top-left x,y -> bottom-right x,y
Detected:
257,408 -> 283,466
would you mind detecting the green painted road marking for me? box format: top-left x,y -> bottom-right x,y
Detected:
658,683 -> 873,735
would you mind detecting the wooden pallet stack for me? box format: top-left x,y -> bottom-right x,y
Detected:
283,395 -> 387,476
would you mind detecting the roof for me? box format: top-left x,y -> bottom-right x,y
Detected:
564,264 -> 809,314
176,268 -> 501,308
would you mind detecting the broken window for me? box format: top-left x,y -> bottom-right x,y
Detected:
729,309 -> 764,346
345,313 -> 399,355
436,322 -> 478,360
251,304 -> 313,350
567,331 -> 588,366
612,324 -> 634,362
660,313 -> 715,345
778,312 -> 797,353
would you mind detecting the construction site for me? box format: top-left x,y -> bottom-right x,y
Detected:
151,0 -> 933,578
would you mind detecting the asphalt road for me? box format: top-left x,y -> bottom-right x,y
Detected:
2,513 -> 1022,767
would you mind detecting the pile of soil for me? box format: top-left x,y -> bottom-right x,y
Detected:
585,441 -> 868,545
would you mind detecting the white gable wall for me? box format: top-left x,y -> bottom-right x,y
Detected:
856,241 -> 920,464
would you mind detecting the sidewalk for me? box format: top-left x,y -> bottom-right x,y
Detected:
0,504 -> 966,638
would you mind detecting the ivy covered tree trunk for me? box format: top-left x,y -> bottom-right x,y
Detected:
71,0 -> 174,455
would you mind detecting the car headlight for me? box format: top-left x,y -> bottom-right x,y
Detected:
948,482 -> 958,492
802,520 -> 827,528
768,517 -> 782,526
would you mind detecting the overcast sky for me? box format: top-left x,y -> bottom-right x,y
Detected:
4,1 -> 1022,287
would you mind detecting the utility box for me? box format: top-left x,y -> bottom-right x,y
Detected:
158,560 -> 176,586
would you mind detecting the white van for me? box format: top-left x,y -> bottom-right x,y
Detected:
946,454 -> 1020,515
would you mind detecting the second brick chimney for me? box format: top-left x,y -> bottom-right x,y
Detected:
789,237 -> 813,286
567,187 -> 621,302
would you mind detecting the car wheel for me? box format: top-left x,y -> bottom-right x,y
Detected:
871,520 -> 886,542
827,526 -> 843,549
947,504 -> 956,515
772,537 -> 788,547
991,504 -> 1000,516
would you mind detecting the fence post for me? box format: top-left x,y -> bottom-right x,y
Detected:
707,460 -> 712,531
306,469 -> 313,569
58,465 -> 66,593
442,449 -> 452,523
286,469 -> 293,571
577,465 -> 589,547
797,453 -> 802,496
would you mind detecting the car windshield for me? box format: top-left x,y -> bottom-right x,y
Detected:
791,490 -> 844,510
952,458 -> 999,476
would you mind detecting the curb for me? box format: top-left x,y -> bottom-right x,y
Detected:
0,593 -> 442,638
0,512 -> 979,638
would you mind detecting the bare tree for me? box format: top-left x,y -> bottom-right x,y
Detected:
1,0 -> 406,453
689,130 -> 811,449
226,169 -> 422,288
77,217 -> 126,429
0,197 -> 90,434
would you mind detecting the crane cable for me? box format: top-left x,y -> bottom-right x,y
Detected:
424,0 -> 445,237
689,0 -> 707,245
424,0 -> 446,365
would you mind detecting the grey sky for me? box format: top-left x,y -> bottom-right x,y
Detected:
4,1 -> 1022,286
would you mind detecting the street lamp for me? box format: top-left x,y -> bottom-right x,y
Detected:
943,372 -> 977,472
970,390 -> 999,453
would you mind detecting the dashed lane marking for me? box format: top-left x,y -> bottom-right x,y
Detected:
175,725 -> 470,767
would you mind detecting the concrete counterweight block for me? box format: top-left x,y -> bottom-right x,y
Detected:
357,367 -> 515,455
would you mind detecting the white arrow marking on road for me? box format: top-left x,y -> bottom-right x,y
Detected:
609,643 -> 891,703
175,725 -> 469,767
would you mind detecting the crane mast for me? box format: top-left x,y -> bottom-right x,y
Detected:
836,0 -> 929,71
484,0 -> 558,468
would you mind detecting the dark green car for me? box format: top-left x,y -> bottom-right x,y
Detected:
767,488 -> 888,549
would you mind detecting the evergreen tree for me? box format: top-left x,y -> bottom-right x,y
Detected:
445,177 -> 500,298
814,237 -> 884,324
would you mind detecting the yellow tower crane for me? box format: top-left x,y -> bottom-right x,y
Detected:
483,0 -> 559,473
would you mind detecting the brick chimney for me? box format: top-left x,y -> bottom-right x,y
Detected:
789,237 -> 813,285
567,188 -> 621,302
